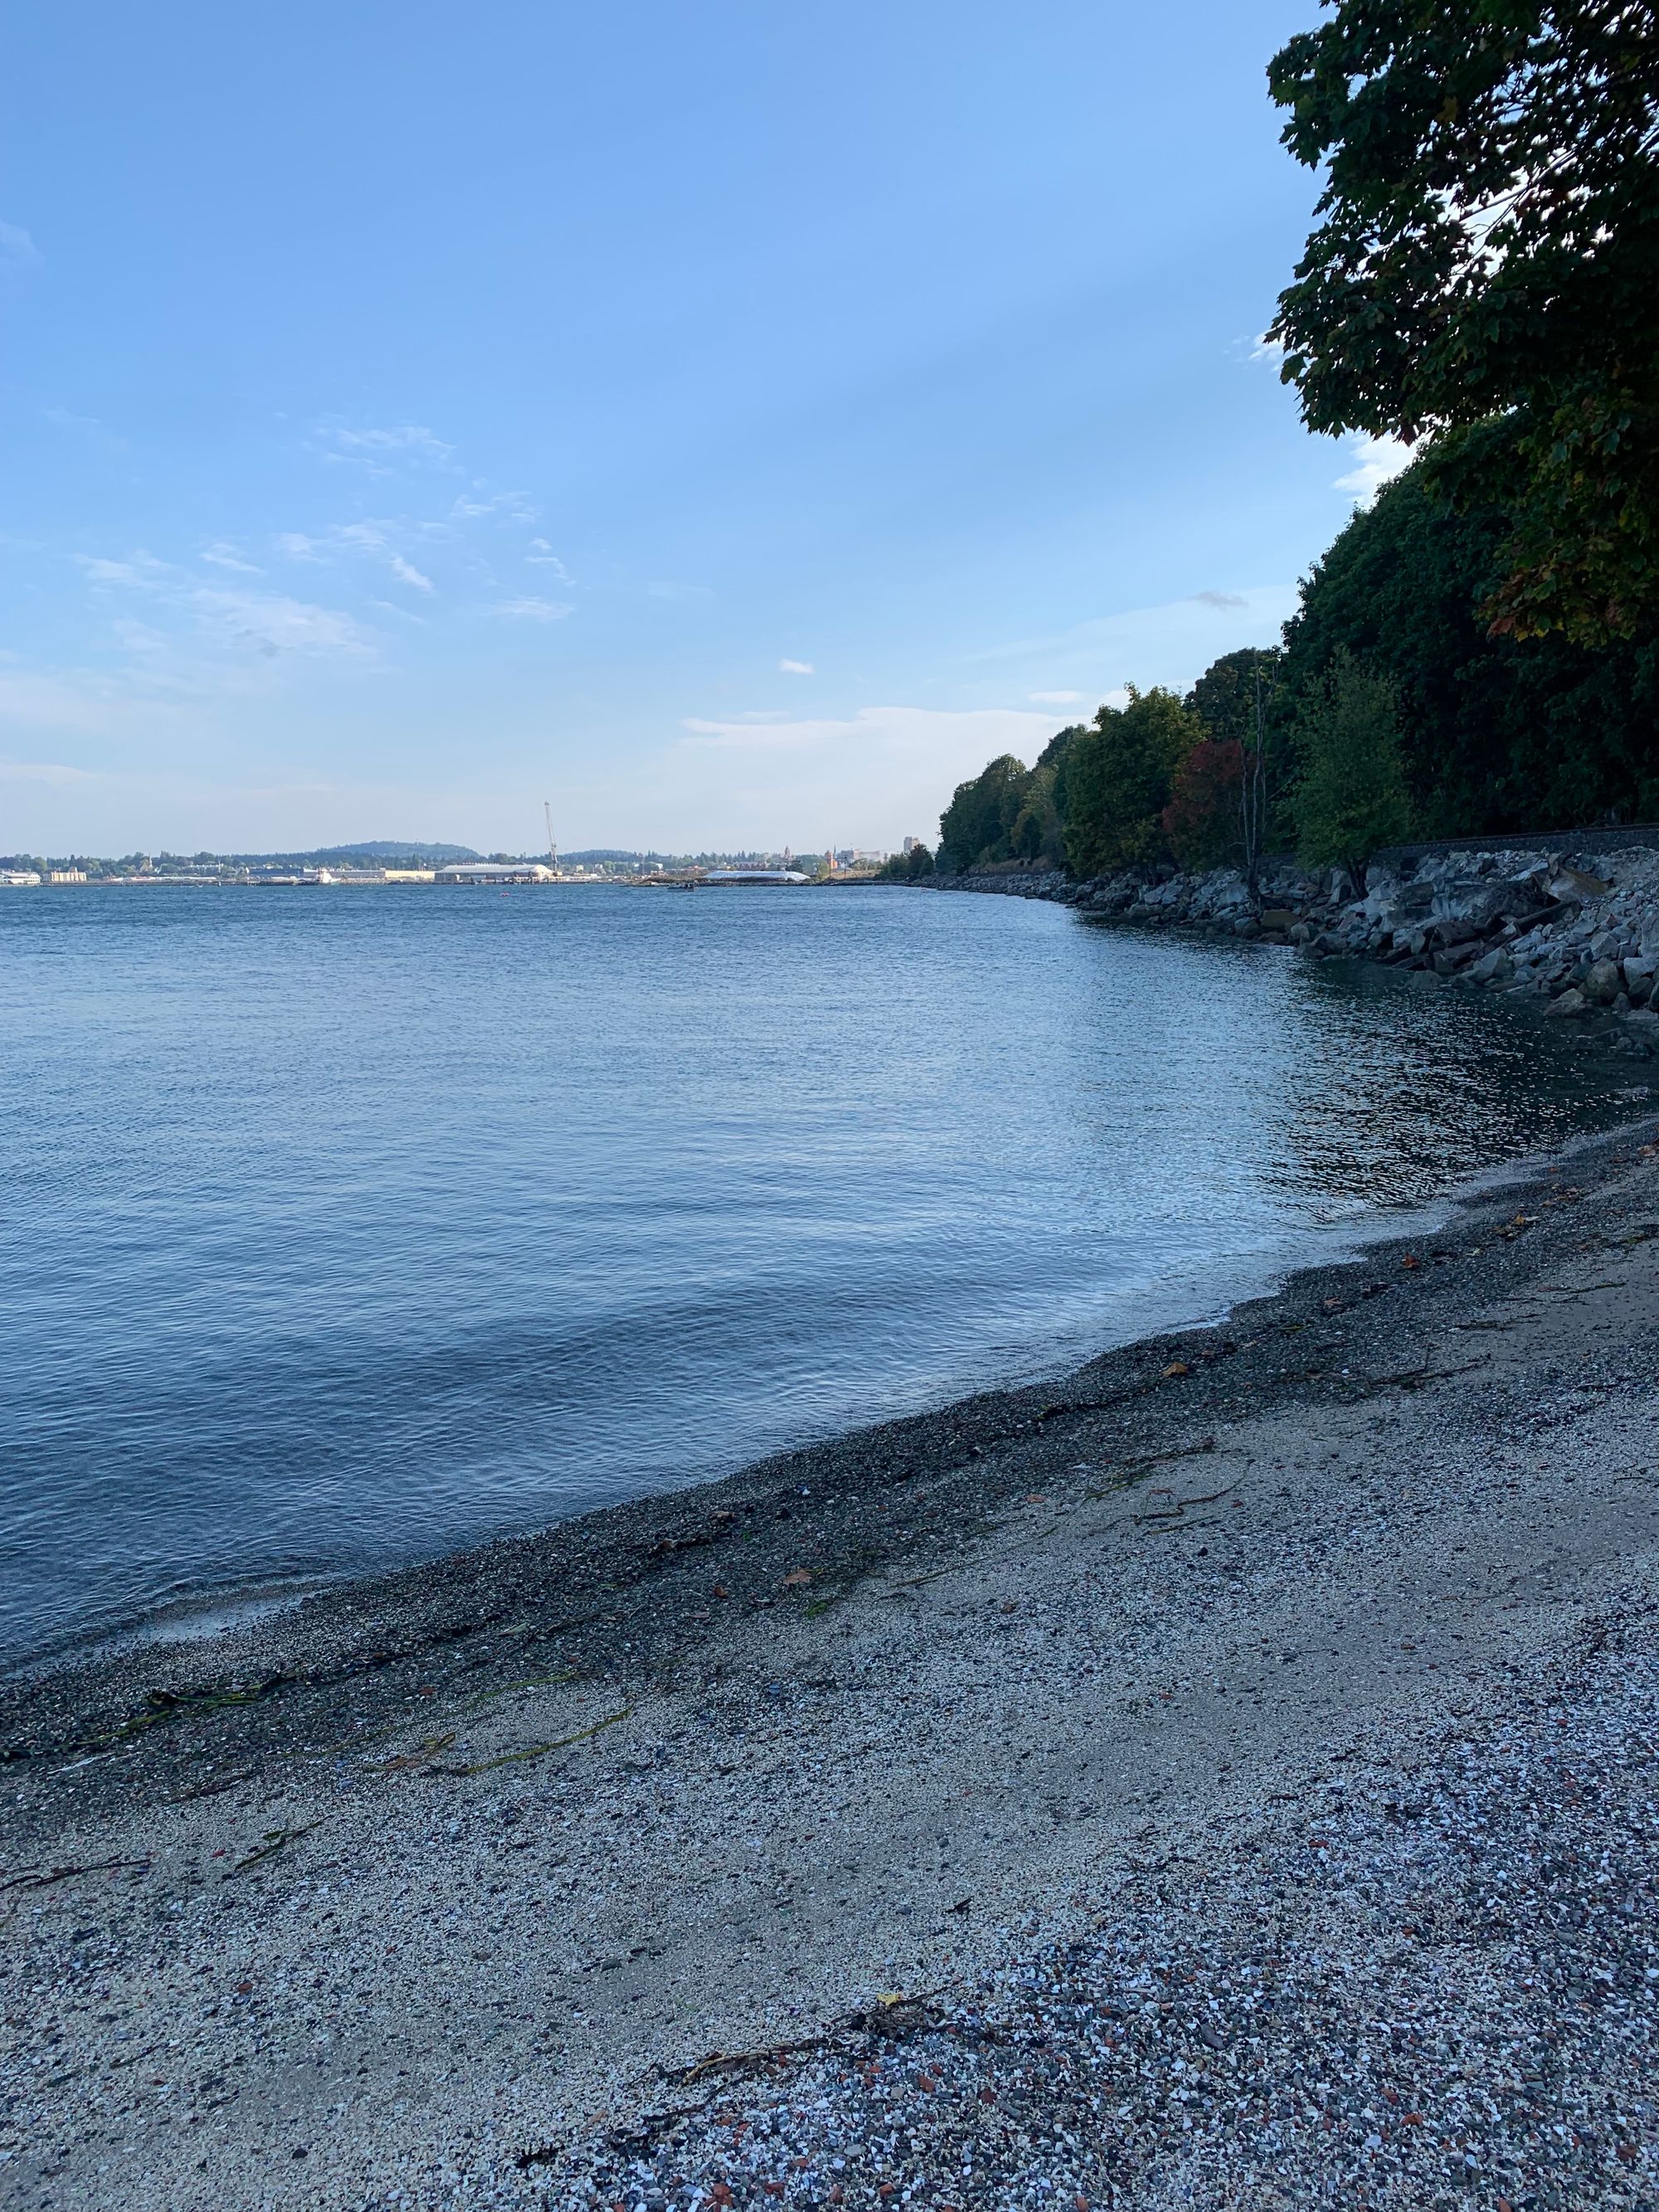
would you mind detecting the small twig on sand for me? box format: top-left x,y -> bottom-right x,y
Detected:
1086,1439 -> 1216,1499
1134,1484 -> 1236,1524
228,1823 -> 319,1877
426,1707 -> 630,1777
1345,1358 -> 1488,1395
1,1856 -> 151,1894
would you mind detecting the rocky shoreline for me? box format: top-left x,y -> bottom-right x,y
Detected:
932,836 -> 1659,1059
4,1116 -> 1658,2208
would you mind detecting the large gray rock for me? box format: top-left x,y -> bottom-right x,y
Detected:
1584,959 -> 1624,1004
1545,988 -> 1590,1018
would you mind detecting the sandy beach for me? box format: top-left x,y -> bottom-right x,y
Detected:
4,1119 -> 1658,2209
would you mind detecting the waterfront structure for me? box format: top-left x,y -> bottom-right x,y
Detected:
703,868 -> 809,885
0,870 -> 41,887
435,860 -> 556,884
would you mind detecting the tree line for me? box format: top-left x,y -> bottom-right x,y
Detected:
938,0 -> 1659,886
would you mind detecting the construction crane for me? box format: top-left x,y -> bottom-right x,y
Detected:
544,800 -> 557,877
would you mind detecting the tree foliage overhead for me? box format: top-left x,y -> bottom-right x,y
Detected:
1281,455 -> 1659,831
1268,0 -> 1659,644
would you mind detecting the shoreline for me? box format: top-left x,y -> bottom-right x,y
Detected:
4,1095 -> 1627,1696
4,1111 -> 1659,2204
6,1070 -> 1646,1689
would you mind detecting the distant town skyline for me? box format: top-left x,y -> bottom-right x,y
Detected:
2,1 -> 1404,857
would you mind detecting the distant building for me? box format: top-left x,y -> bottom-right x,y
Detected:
902,835 -> 919,853
47,869 -> 87,883
435,860 -> 555,884
0,870 -> 41,887
382,868 -> 435,882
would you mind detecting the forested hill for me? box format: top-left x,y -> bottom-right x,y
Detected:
934,458 -> 1659,886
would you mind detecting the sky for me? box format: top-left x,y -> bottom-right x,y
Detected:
1,1 -> 1408,858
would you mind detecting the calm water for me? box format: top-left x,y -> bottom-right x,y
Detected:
0,885 -> 1638,1665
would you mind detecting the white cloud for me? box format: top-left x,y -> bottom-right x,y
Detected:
493,596 -> 573,623
388,554 -> 435,593
1244,333 -> 1286,365
201,541 -> 264,574
1028,690 -> 1083,706
1191,590 -> 1248,610
0,220 -> 41,272
1334,433 -> 1414,503
779,658 -> 815,674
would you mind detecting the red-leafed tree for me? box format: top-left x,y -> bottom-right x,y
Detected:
1161,739 -> 1245,872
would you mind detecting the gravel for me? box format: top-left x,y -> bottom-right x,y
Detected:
554,1615 -> 1658,2210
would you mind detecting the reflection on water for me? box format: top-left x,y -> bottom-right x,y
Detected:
0,886 -> 1638,1664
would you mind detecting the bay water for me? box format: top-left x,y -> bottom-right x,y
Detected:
0,883 -> 1637,1666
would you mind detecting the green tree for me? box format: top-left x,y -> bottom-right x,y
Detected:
906,841 -> 935,878
1062,688 -> 1202,876
1280,455 -> 1659,830
937,753 -> 1029,870
1268,0 -> 1659,644
1292,651 -> 1413,878
1188,647 -> 1282,746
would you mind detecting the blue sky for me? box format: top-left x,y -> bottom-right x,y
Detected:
2,1 -> 1405,856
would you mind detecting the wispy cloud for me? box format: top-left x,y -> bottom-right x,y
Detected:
76,552 -> 173,589
971,585 -> 1298,688
201,540 -> 264,574
72,547 -> 373,663
317,423 -> 455,469
493,596 -> 573,623
0,757 -> 96,785
1334,432 -> 1413,503
526,539 -> 572,581
276,519 -> 442,596
648,581 -> 713,601
1029,689 -> 1082,705
388,554 -> 434,593
779,658 -> 815,674
0,220 -> 41,272
190,588 -> 374,659
452,489 -> 537,522
604,702 -> 1064,848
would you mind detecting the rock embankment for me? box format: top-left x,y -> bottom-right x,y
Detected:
937,842 -> 1659,1058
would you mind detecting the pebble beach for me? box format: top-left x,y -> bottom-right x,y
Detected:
4,1116 -> 1658,2210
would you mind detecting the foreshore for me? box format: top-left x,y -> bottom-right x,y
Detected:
5,1122 -> 1659,2209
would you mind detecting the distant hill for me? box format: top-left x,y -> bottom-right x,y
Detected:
562,848 -> 644,863
225,841 -> 482,865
